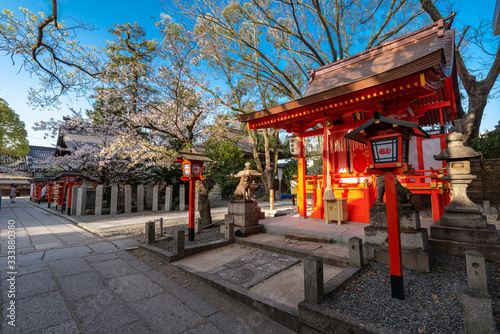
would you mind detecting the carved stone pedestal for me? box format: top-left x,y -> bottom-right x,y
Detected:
225,200 -> 263,237
364,203 -> 434,272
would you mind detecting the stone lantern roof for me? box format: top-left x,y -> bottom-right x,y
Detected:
433,132 -> 481,161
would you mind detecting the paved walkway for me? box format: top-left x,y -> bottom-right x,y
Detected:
1,199 -> 292,333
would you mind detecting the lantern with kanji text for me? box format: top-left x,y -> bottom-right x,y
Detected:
345,111 -> 428,300
175,152 -> 213,241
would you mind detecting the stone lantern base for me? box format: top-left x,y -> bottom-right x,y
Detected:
225,200 -> 263,237
364,203 -> 434,272
429,216 -> 500,261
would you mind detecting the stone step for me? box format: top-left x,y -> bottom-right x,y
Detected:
284,233 -> 332,244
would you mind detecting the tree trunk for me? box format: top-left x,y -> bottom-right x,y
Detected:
196,180 -> 212,227
419,0 -> 500,143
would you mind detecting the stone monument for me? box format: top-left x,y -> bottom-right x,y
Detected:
364,176 -> 434,272
429,132 -> 500,261
225,162 -> 263,236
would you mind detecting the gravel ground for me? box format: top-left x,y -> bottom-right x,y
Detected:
155,221 -> 226,252
324,253 -> 500,333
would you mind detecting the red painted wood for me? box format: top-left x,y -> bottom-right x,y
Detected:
416,137 -> 424,170
385,172 -> 402,277
189,179 -> 195,230
298,136 -> 307,218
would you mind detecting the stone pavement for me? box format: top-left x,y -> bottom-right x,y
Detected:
0,199 -> 293,333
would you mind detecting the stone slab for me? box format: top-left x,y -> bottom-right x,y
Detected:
107,272 -> 164,302
430,221 -> 499,245
228,201 -> 256,215
58,271 -> 109,300
364,226 -> 429,252
91,258 -> 138,279
461,287 -> 495,334
249,261 -> 343,309
7,291 -> 73,333
71,291 -> 140,333
364,243 -> 434,273
428,238 -> 500,262
369,204 -> 420,230
231,213 -> 260,227
285,233 -> 332,244
439,212 -> 487,229
130,293 -> 204,333
49,257 -> 92,278
206,249 -> 300,289
234,225 -> 263,237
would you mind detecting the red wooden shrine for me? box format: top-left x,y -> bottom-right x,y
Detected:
52,171 -> 83,214
237,20 -> 458,223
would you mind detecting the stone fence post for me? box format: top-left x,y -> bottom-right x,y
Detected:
165,185 -> 173,212
152,185 -> 159,211
95,185 -> 103,215
304,256 -> 324,304
179,185 -> 186,211
70,185 -> 79,216
461,250 -> 495,334
124,185 -> 132,214
110,184 -> 118,215
76,185 -> 87,216
137,185 -> 144,212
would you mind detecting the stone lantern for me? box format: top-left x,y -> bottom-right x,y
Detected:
430,132 -> 500,260
433,132 -> 483,227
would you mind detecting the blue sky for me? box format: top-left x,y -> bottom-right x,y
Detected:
0,0 -> 499,147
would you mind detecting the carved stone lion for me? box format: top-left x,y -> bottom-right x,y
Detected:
375,175 -> 413,204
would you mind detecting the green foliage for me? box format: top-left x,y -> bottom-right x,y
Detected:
471,130 -> 500,159
0,98 -> 29,161
205,138 -> 246,196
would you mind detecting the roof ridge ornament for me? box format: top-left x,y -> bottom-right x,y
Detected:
308,69 -> 316,83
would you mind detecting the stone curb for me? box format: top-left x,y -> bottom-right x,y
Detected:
298,300 -> 397,334
234,237 -> 350,268
140,239 -> 233,263
174,262 -> 300,332
25,200 -> 113,238
262,224 -> 365,244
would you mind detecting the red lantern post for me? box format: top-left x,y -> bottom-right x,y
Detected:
175,152 -> 213,241
46,177 -> 55,208
345,111 -> 429,300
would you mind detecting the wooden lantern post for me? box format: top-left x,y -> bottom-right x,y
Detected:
345,112 -> 429,300
175,152 -> 213,241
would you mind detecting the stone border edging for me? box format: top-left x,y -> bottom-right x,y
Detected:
234,236 -> 350,268
174,262 -> 300,332
25,200 -> 112,238
140,239 -> 233,263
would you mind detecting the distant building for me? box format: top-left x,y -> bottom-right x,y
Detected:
0,145 -> 55,196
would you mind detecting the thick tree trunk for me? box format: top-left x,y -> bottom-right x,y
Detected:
420,0 -> 500,143
196,180 -> 212,227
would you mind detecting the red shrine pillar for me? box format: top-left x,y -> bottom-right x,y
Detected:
385,171 -> 404,299
298,135 -> 307,218
188,179 -> 196,241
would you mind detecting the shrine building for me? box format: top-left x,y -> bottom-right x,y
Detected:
237,20 -> 458,224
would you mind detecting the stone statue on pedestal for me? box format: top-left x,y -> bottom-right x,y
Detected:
226,162 -> 264,236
